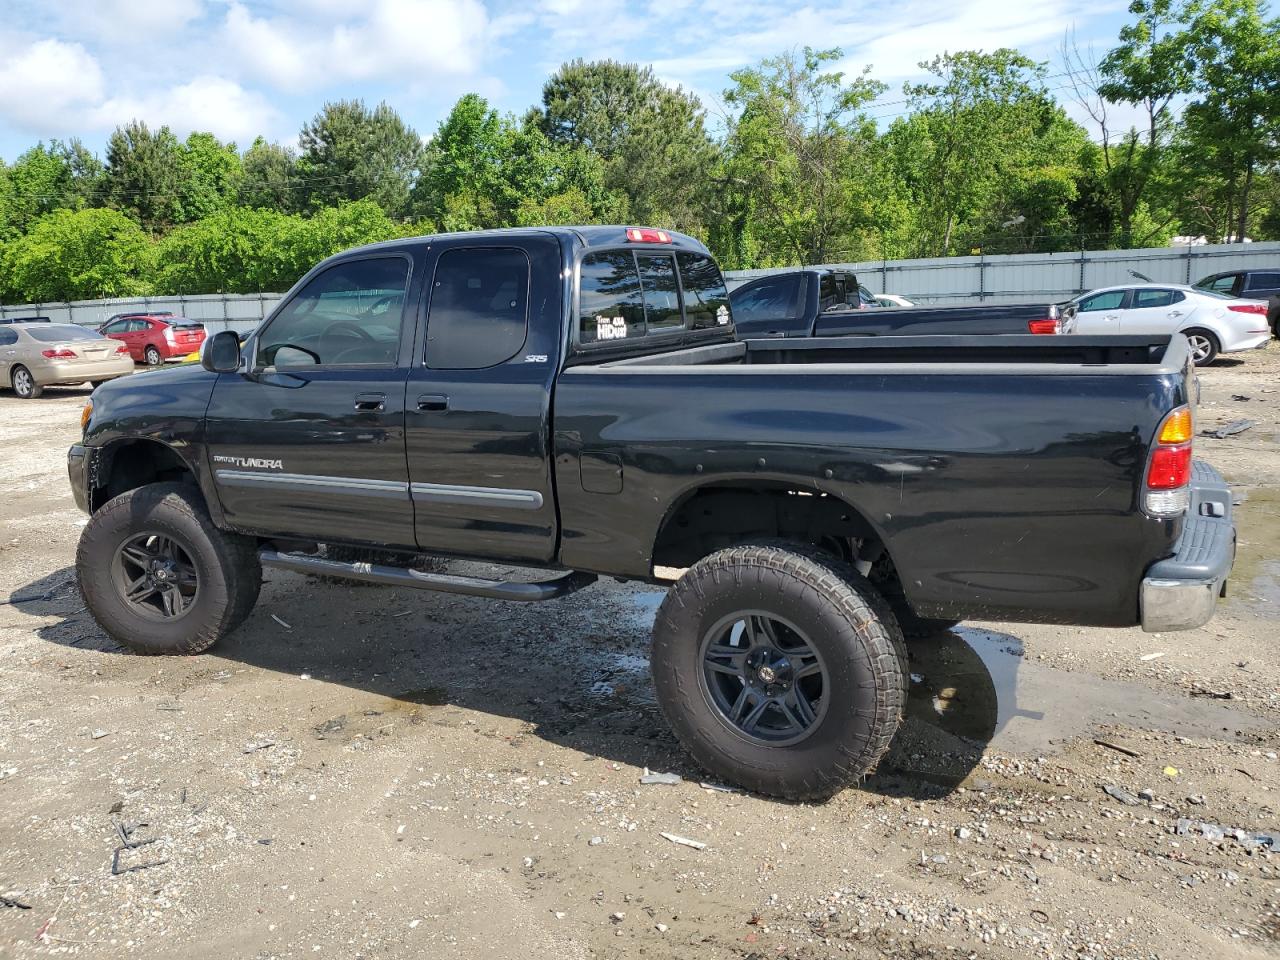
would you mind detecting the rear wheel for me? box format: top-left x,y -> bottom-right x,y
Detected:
76,483 -> 260,654
11,365 -> 42,399
144,345 -> 163,366
650,541 -> 906,800
1183,328 -> 1219,366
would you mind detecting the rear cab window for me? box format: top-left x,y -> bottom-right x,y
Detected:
1245,272 -> 1280,293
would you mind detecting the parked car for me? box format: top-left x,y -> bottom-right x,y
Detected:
69,226 -> 1232,799
1,322 -> 134,398
1063,283 -> 1270,365
1193,269 -> 1280,336
98,314 -> 205,366
0,315 -> 52,324
731,268 -> 1062,337
103,310 -> 174,325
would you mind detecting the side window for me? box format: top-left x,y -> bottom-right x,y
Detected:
259,257 -> 409,368
579,251 -> 646,344
1169,290 -> 1186,304
102,320 -> 127,334
1205,274 -> 1238,293
1246,272 -> 1280,291
0,328 -> 16,346
128,319 -> 150,332
1134,289 -> 1174,308
676,252 -> 731,330
731,276 -> 804,324
1079,290 -> 1126,312
636,253 -> 682,334
425,247 -> 529,370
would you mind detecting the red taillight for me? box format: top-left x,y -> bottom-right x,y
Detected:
115,344 -> 130,355
625,228 -> 672,243
1147,443 -> 1192,489
41,348 -> 77,359
1228,303 -> 1266,315
1028,319 -> 1061,335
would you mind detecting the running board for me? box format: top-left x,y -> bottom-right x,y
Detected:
258,550 -> 597,602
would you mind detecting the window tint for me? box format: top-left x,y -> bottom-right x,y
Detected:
102,319 -> 129,334
1200,274 -> 1238,293
0,329 -> 16,346
636,253 -> 682,333
1170,289 -> 1186,304
425,247 -> 529,369
1078,290 -> 1126,312
1134,289 -> 1174,308
579,251 -> 646,344
1246,272 -> 1280,291
128,319 -> 150,332
731,276 -> 804,324
676,252 -> 730,329
260,257 -> 409,368
25,325 -> 101,343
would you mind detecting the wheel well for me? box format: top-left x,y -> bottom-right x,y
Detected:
651,483 -> 887,572
91,439 -> 198,512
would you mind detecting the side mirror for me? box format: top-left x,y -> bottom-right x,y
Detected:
201,330 -> 242,373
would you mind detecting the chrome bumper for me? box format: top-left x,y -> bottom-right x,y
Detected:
1140,461 -> 1235,632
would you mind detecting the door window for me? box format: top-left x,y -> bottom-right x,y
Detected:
731,276 -> 804,324
1078,290 -> 1127,312
1201,274 -> 1238,294
1245,272 -> 1280,292
1134,289 -> 1174,308
675,252 -> 730,330
424,248 -> 530,369
0,329 -> 16,346
127,319 -> 150,332
259,257 -> 409,368
102,319 -> 130,334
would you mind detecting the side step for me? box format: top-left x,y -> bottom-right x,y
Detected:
258,550 -> 597,602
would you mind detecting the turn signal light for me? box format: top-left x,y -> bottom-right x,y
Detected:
81,399 -> 93,431
625,228 -> 672,243
1157,407 -> 1193,444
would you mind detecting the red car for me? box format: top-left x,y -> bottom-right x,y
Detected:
98,314 -> 206,365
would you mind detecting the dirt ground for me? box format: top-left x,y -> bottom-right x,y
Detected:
1,346 -> 1278,960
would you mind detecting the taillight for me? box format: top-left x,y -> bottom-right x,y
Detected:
41,348 -> 77,359
115,344 -> 130,355
1028,319 -> 1061,335
625,228 -> 672,243
1227,303 -> 1266,315
1144,406 -> 1193,516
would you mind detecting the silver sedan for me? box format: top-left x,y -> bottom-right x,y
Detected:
0,323 -> 135,398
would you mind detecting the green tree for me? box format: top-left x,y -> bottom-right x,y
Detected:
155,207 -> 308,294
297,100 -> 423,216
240,137 -> 299,212
538,59 -> 716,233
715,47 -> 886,268
176,132 -> 242,223
0,141 -> 104,238
105,121 -> 184,231
291,199 -> 410,265
1,208 -> 153,302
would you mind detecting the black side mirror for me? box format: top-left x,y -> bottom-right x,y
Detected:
202,330 -> 242,373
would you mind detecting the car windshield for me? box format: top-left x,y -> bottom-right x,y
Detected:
24,325 -> 103,342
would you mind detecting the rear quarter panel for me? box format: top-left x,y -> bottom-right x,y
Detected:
553,363 -> 1188,626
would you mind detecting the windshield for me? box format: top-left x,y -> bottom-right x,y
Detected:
24,325 -> 103,342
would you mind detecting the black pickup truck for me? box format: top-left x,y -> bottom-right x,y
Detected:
731,268 -> 1063,338
68,226 -> 1234,799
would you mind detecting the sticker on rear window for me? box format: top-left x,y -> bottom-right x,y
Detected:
595,315 -> 628,341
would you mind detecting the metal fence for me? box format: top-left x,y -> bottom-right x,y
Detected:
2,240 -> 1277,325
722,240 -> 1280,304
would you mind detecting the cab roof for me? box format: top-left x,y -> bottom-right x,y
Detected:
339,225 -> 712,258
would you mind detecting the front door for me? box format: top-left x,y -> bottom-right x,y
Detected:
404,237 -> 563,564
205,253 -> 420,547
1072,289 -> 1129,334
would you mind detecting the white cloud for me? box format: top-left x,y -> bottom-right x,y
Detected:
95,77 -> 281,146
49,0 -> 205,45
0,37 -> 105,136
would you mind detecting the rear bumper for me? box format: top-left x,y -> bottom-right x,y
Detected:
37,357 -> 135,384
1140,460 -> 1235,632
1220,331 -> 1271,353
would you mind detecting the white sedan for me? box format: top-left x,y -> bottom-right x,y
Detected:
1064,283 -> 1271,366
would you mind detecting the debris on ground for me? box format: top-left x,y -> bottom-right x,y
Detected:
1,896 -> 31,909
639,768 -> 682,785
1103,784 -> 1141,805
660,832 -> 707,850
270,613 -> 293,629
1201,419 -> 1255,438
1190,684 -> 1233,699
242,739 -> 276,754
1094,738 -> 1141,758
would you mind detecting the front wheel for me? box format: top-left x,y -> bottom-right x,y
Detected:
11,365 -> 42,399
650,542 -> 906,800
76,483 -> 261,654
1183,328 -> 1219,366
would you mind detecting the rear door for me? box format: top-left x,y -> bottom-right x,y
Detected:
1118,288 -> 1188,334
1071,289 -> 1129,334
404,236 -> 563,563
205,253 -> 420,546
730,274 -> 808,337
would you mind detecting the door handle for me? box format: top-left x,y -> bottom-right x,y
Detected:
354,392 -> 386,412
1168,310 -> 1183,317
417,394 -> 449,412
1103,314 -> 1118,320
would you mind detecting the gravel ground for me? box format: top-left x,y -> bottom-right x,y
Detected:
1,345 -> 1278,960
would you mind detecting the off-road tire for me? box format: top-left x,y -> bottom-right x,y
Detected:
77,482 -> 261,654
651,541 -> 907,801
1183,328 -> 1219,367
868,554 -> 961,638
144,346 -> 163,367
11,365 -> 42,399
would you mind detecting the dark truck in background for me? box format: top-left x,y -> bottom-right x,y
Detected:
68,226 -> 1234,800
731,268 -> 1063,338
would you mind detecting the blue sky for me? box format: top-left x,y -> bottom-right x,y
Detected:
0,0 -> 1133,161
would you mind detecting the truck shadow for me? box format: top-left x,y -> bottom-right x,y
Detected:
13,567 -> 1015,802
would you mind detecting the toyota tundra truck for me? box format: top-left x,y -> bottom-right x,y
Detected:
68,226 -> 1235,800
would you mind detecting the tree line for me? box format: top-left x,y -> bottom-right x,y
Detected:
0,0 -> 1276,304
